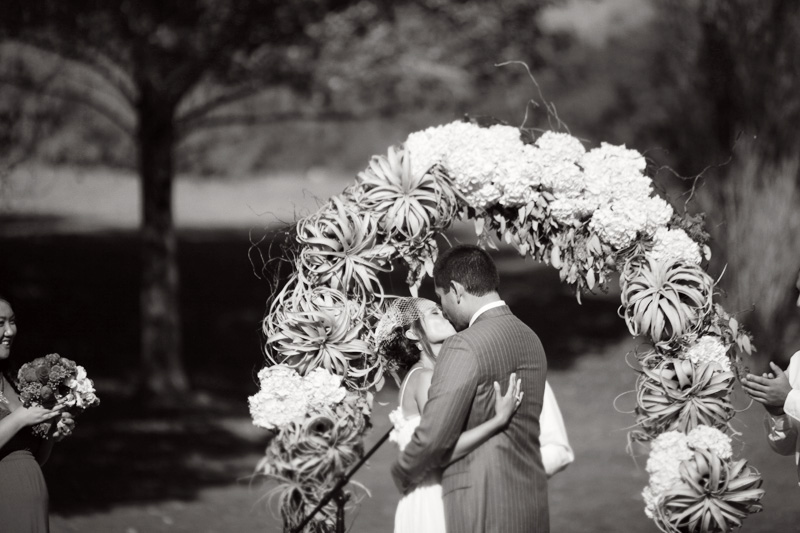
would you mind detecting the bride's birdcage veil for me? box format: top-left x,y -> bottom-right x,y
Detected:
373,297 -> 438,354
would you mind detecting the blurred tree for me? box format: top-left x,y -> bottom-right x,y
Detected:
629,0 -> 800,355
310,0 -> 563,116
0,0 -> 381,402
622,0 -> 800,173
0,73 -> 61,181
0,0 -> 563,401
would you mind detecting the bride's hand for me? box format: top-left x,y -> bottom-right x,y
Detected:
493,373 -> 523,426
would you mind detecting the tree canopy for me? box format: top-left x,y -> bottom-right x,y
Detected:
0,0 -> 564,400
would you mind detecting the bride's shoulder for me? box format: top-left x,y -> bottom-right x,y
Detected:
405,366 -> 432,387
401,366 -> 433,403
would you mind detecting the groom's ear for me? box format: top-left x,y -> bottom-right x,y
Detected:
451,281 -> 466,303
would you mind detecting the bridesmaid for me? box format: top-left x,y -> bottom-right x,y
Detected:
0,294 -> 68,532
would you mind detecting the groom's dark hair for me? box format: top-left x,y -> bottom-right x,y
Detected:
433,244 -> 499,296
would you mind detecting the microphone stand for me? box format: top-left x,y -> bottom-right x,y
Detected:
290,427 -> 392,533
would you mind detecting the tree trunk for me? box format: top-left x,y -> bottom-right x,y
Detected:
137,96 -> 189,400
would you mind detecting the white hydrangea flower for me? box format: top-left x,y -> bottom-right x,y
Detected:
544,164 -> 585,199
499,181 -> 541,208
646,431 -> 694,493
683,336 -> 732,373
249,365 -> 309,430
589,193 -> 673,249
405,123 -> 667,239
460,183 -> 500,210
302,367 -> 347,411
642,196 -> 674,237
648,227 -> 702,265
589,197 -> 649,249
644,431 -> 693,517
581,143 -> 655,213
535,131 -> 586,164
496,151 -> 545,207
405,122 -> 593,211
535,132 -> 586,194
548,198 -> 581,225
404,122 -> 461,178
405,122 -> 523,210
582,143 -> 647,180
642,486 -> 657,519
687,425 -> 733,459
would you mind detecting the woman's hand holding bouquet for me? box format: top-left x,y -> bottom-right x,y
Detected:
16,353 -> 100,439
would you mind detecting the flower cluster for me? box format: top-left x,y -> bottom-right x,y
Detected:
535,131 -> 586,194
18,353 -> 76,406
405,121 -> 545,210
589,196 -> 673,250
642,427 -> 733,519
681,336 -> 731,373
648,227 -> 702,265
249,366 -> 306,430
17,354 -> 99,439
304,367 -> 348,410
581,143 -> 651,206
249,365 -> 348,431
256,389 -> 370,531
643,427 -> 763,532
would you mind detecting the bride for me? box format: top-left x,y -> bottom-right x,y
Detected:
376,297 -> 572,533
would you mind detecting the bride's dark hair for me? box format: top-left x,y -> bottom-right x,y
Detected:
381,317 -> 434,372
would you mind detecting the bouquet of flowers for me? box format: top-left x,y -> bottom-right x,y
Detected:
17,353 -> 100,438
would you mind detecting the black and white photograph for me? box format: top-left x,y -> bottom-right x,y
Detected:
1,0 -> 799,531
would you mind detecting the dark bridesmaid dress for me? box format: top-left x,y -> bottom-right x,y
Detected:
0,402 -> 49,532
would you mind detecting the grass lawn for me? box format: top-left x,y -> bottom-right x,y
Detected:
0,227 -> 796,532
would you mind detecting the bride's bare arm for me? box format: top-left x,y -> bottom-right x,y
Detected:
448,374 -> 522,463
412,373 -> 522,465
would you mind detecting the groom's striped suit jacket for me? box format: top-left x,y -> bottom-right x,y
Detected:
391,305 -> 549,533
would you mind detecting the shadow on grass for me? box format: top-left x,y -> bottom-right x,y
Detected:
0,227 -> 628,514
44,394 -> 266,515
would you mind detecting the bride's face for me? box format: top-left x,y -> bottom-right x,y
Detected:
419,302 -> 456,344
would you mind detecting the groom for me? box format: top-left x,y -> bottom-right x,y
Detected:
391,244 -> 549,532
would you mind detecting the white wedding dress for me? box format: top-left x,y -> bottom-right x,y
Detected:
389,370 -> 574,533
389,367 -> 447,533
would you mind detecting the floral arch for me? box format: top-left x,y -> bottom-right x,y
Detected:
250,117 -> 764,532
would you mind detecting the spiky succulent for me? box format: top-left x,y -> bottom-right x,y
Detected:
654,447 -> 764,533
296,196 -> 394,300
356,146 -> 460,242
620,257 -> 715,348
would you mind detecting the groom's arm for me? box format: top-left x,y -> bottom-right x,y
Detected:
391,336 -> 478,493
